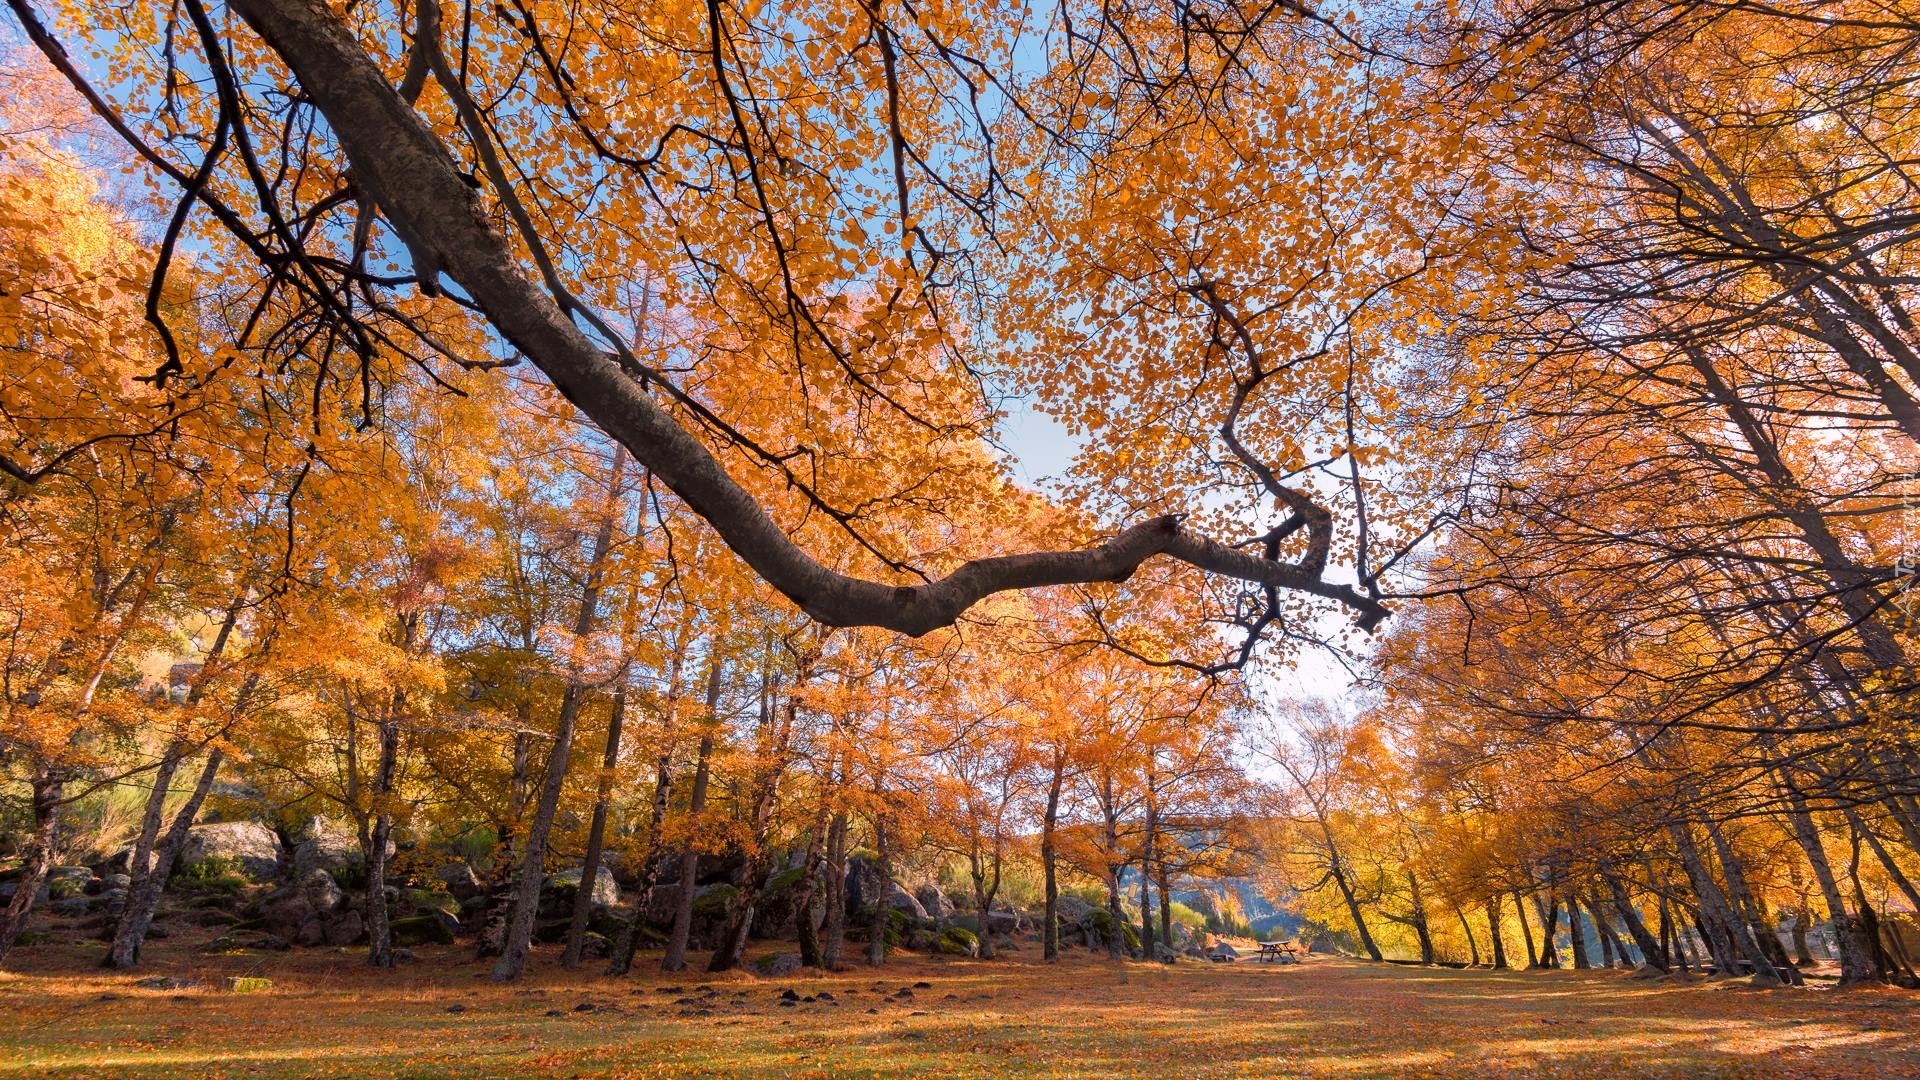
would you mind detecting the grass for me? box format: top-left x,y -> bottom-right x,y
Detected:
0,938 -> 1916,1079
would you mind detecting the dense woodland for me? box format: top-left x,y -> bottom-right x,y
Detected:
0,0 -> 1916,997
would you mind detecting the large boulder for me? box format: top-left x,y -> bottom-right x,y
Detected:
1052,891 -> 1098,914
256,869 -> 346,941
390,913 -> 457,947
542,865 -> 619,914
323,909 -> 366,946
887,883 -> 930,923
290,816 -> 369,880
752,865 -> 823,939
985,903 -> 1027,935
844,854 -> 890,915
915,883 -> 956,920
179,822 -> 282,882
433,862 -> 484,902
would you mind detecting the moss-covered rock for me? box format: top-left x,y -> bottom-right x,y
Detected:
389,914 -> 456,947
937,925 -> 980,957
690,883 -> 737,919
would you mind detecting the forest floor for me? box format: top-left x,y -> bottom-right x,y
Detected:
1,938 -> 1916,1079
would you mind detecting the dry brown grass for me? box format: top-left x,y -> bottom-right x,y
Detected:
1,938 -> 1916,1078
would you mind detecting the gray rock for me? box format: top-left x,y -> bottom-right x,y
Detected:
203,929 -> 290,952
1152,942 -> 1180,963
134,975 -> 203,990
756,951 -> 802,977
298,868 -> 345,913
544,865 -> 619,909
985,905 -> 1026,934
180,822 -> 282,881
1054,895 -> 1094,923
296,917 -> 326,947
324,909 -> 366,946
289,816 -> 369,879
50,897 -> 90,917
101,873 -> 132,893
887,884 -> 929,923
433,862 -> 483,902
914,883 -> 955,920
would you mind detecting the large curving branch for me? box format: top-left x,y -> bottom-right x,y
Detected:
224,0 -> 1386,637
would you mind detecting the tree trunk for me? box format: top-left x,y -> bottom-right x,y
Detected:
364,710 -> 402,969
1705,820 -> 1797,980
662,658 -> 722,973
1486,898 -> 1509,970
1407,871 -> 1435,965
711,651 -> 807,974
607,639 -> 690,975
1844,807 -> 1920,915
1603,873 -> 1666,972
1331,853 -> 1383,961
0,767 -> 67,964
1458,908 -> 1480,967
1785,793 -> 1877,982
1567,894 -> 1591,970
1589,897 -> 1627,968
969,836 -> 1002,960
563,686 -> 626,968
1514,890 -> 1538,968
794,821 -> 827,969
1042,753 -> 1065,961
107,749 -> 225,968
478,711 -> 535,958
1534,895 -> 1561,968
1157,858 -> 1173,950
1139,808 -> 1157,957
821,810 -> 849,969
1671,824 -> 1779,982
866,820 -> 892,967
492,450 -> 625,981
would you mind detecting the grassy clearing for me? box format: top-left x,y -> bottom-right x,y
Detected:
0,941 -> 1915,1079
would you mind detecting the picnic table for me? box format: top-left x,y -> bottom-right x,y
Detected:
1256,940 -> 1302,963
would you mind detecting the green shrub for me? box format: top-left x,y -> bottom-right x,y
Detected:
326,852 -> 367,893
175,856 -> 248,894
1168,901 -> 1208,931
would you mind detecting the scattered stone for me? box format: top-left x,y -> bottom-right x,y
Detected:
658,985 -> 685,994
675,997 -> 697,1005
134,976 -> 202,991
816,991 -> 835,1001
779,999 -> 797,1008
866,1007 -> 879,1014
544,1009 -> 565,1018
445,1004 -> 467,1014
391,948 -> 417,964
224,976 -> 273,994
913,981 -> 931,989
97,993 -> 122,1001
574,1002 -> 597,1013
779,988 -> 799,1001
